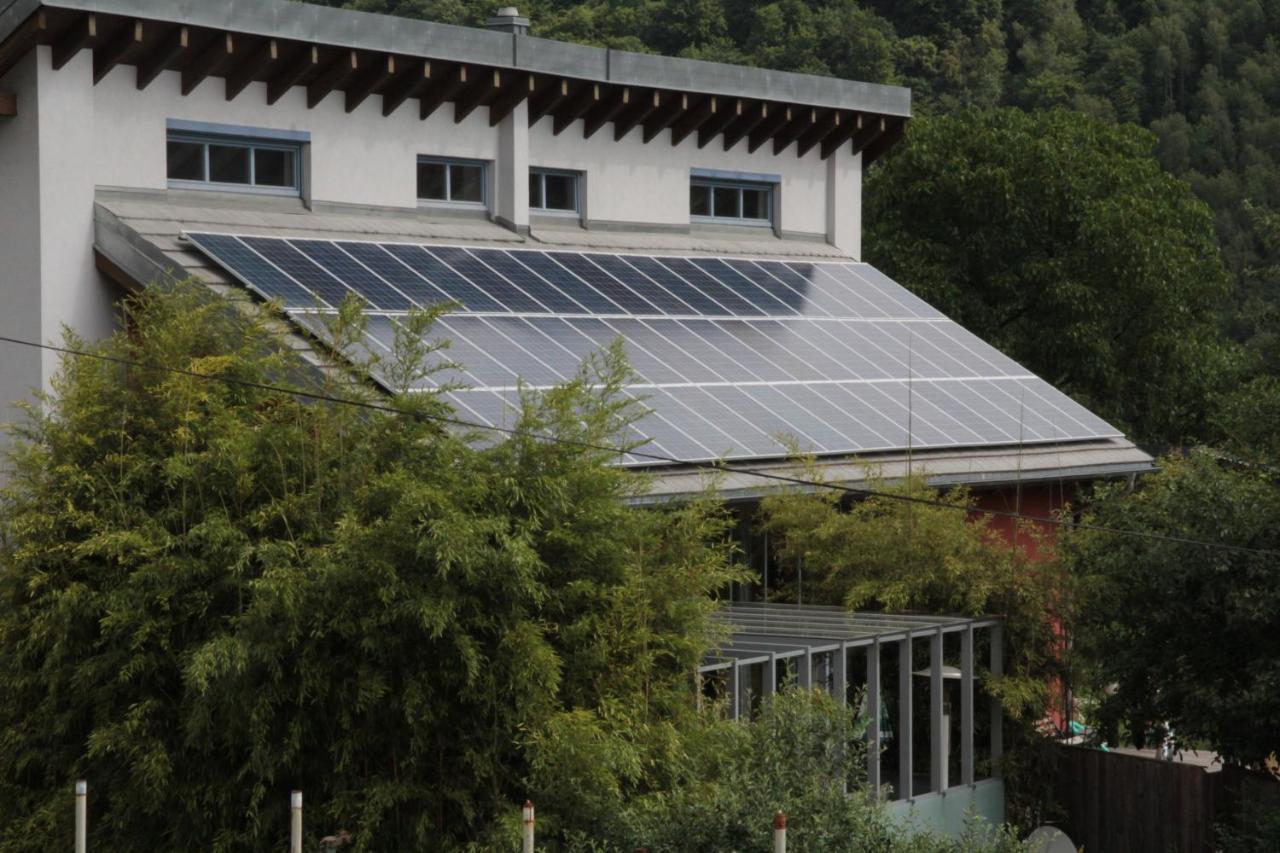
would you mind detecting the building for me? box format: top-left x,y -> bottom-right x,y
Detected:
0,0 -> 1155,835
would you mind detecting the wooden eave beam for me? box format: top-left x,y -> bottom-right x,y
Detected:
642,92 -> 685,143
862,118 -> 906,165
0,10 -> 47,80
381,59 -> 429,117
849,116 -> 886,155
582,86 -> 628,139
795,109 -> 840,158
488,71 -> 533,126
697,98 -> 742,148
51,12 -> 95,71
613,90 -> 660,141
306,49 -> 357,108
267,44 -> 317,105
454,67 -> 499,123
528,77 -> 568,125
820,112 -> 862,159
419,64 -> 466,120
226,38 -> 277,101
772,107 -> 816,155
92,19 -> 142,84
722,101 -> 769,151
345,54 -> 394,113
747,106 -> 790,153
669,96 -> 715,147
136,24 -> 187,90
0,90 -> 15,116
552,82 -> 599,135
181,32 -> 232,96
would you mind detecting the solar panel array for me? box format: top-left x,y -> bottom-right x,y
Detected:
187,232 -> 1121,466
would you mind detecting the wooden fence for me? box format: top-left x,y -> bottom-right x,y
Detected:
1052,744 -> 1280,852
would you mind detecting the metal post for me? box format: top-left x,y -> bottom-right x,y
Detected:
729,660 -> 741,720
990,624 -> 1004,775
961,625 -> 974,786
764,654 -> 777,700
290,791 -> 302,853
899,633 -> 913,800
75,780 -> 87,853
798,649 -> 812,690
867,640 -> 881,794
835,642 -> 848,707
930,628 -> 944,793
522,800 -> 535,853
773,810 -> 787,853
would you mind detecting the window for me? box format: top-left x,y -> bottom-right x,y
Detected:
529,168 -> 580,214
690,178 -> 774,226
417,157 -> 487,206
166,132 -> 301,194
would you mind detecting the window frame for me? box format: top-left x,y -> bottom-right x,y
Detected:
166,131 -> 303,197
690,177 -> 776,228
416,155 -> 490,209
529,167 -> 582,217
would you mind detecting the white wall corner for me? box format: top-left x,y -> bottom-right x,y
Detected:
826,147 -> 862,259
495,100 -> 529,232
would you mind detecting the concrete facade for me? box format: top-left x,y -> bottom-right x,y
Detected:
0,36 -> 869,420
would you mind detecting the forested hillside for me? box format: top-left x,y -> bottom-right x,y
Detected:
314,0 -> 1280,441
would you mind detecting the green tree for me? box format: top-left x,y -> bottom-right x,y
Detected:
865,108 -> 1235,446
0,283 -> 739,851
1067,452 -> 1280,765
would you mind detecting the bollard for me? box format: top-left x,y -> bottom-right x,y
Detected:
290,791 -> 302,853
75,780 -> 87,853
773,810 -> 787,853
522,800 -> 535,853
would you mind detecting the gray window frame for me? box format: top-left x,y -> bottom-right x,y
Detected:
166,131 -> 303,196
690,177 -> 775,227
417,156 -> 489,209
529,167 -> 582,216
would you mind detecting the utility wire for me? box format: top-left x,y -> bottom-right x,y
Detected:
1,332 -> 1277,559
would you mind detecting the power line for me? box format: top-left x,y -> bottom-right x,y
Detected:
1,332 -> 1277,559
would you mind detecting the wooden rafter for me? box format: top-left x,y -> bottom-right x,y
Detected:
748,106 -> 790,153
642,92 -> 686,143
381,59 -> 429,117
51,12 -> 95,71
420,64 -> 466,120
0,90 -> 15,116
772,108 -> 815,155
0,10 -> 47,80
862,118 -> 905,165
136,24 -> 188,90
454,67 -> 499,123
226,38 -> 277,101
613,90 -> 660,141
181,32 -> 232,96
306,49 -> 357,108
669,96 -> 715,147
267,44 -> 317,105
722,101 -> 769,151
488,71 -> 533,126
582,86 -> 628,139
345,54 -> 395,113
849,115 -> 885,155
92,19 -> 142,84
819,112 -> 862,159
528,77 -> 568,125
697,97 -> 741,148
552,82 -> 599,135
795,110 -> 840,158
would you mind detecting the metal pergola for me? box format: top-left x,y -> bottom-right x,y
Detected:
699,602 -> 1003,799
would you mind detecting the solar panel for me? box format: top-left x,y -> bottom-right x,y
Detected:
186,232 -> 1123,466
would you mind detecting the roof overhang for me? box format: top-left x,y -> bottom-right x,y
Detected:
0,0 -> 909,160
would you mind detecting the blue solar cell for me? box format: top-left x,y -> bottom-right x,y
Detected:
289,240 -> 413,311
478,250 -> 587,313
766,261 -> 874,319
547,252 -> 662,314
240,236 -> 357,308
433,316 -> 522,387
337,242 -> 455,309
589,253 -> 698,315
187,233 -> 320,307
654,257 -> 764,316
697,258 -> 801,315
506,251 -> 622,313
428,247 -> 547,313
620,255 -> 725,315
382,244 -> 506,312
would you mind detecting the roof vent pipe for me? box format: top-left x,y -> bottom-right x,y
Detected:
485,7 -> 530,35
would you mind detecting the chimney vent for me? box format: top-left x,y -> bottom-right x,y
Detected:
485,7 -> 530,36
